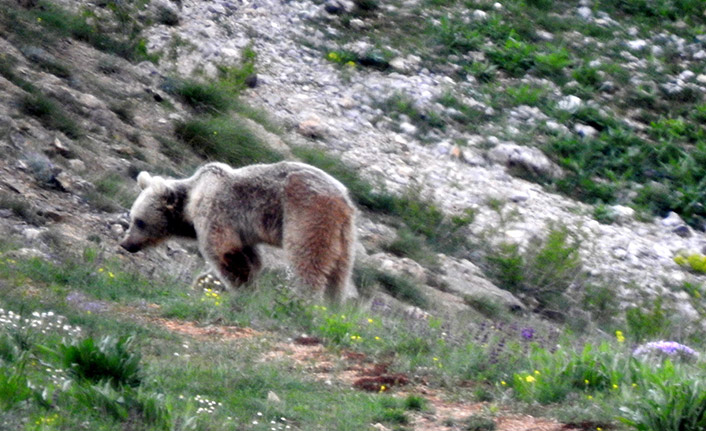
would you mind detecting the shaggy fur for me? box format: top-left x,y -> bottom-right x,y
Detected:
120,161 -> 357,303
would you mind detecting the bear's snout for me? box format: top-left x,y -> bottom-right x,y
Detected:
120,240 -> 141,253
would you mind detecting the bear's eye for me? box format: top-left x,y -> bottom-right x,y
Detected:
135,219 -> 147,230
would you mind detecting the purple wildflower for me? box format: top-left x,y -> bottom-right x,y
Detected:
521,327 -> 535,340
633,341 -> 699,359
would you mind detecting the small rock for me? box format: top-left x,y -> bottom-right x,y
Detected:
266,391 -> 281,403
69,159 -> 86,172
472,9 -> 487,20
679,70 -> 695,81
297,118 -> 327,138
110,223 -> 125,238
487,143 -> 563,180
661,211 -> 685,228
577,6 -> 593,20
626,39 -> 648,51
557,95 -> 582,113
349,18 -> 365,30
23,228 -> 45,241
399,122 -> 417,135
324,0 -> 344,14
599,80 -> 616,93
52,137 -> 73,158
608,205 -> 635,224
575,123 -> 598,138
389,57 -> 408,73
673,225 -> 691,238
244,74 -> 258,88
696,74 -> 706,84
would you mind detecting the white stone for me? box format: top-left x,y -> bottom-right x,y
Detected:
472,9 -> 487,20
626,39 -> 648,51
678,70 -> 695,81
399,122 -> 417,135
557,95 -> 582,113
661,211 -> 685,228
577,6 -> 593,20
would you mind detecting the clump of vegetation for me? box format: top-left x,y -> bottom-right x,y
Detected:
486,225 -> 581,319
19,93 -> 81,139
465,414 -> 496,431
0,193 -> 46,226
354,264 -> 428,308
174,116 -> 282,167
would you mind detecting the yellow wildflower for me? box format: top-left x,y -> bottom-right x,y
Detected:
345,61 -> 356,67
327,52 -> 339,61
368,318 -> 374,323
525,375 -> 536,383
534,370 -> 540,375
587,395 -> 593,400
500,381 -> 506,386
612,384 -> 619,389
616,330 -> 625,343
379,385 -> 387,393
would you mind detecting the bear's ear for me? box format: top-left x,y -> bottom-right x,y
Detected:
150,176 -> 169,196
137,172 -> 152,190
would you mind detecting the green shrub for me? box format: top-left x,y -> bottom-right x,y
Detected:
486,225 -> 581,318
383,228 -> 438,267
174,116 -> 283,167
618,361 -> 706,431
487,34 -> 536,77
465,414 -> 496,431
354,265 -> 428,308
19,93 -> 80,139
48,335 -> 142,387
403,394 -> 426,411
625,298 -> 671,342
0,367 -> 32,410
534,47 -> 572,78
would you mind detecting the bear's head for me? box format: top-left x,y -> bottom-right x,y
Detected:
120,172 -> 189,253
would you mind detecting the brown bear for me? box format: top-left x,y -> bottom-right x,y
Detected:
120,161 -> 357,303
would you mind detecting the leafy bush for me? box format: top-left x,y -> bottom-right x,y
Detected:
625,298 -> 672,342
465,414 -> 496,431
19,93 -> 80,139
487,34 -> 536,77
170,80 -> 232,114
486,225 -> 581,318
354,265 -> 428,308
618,361 -> 706,431
174,116 -> 283,167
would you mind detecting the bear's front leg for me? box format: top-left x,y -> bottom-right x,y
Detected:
198,222 -> 261,289
220,246 -> 262,287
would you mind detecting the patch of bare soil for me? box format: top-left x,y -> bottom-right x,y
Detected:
151,317 -> 260,340
258,336 -> 581,431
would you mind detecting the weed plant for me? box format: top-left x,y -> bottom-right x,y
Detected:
486,225 -> 581,319
174,116 -> 283,167
19,93 -> 81,139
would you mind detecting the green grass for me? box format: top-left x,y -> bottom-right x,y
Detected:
19,93 -> 81,139
2,244 -> 706,430
485,225 -> 581,319
174,116 -> 283,167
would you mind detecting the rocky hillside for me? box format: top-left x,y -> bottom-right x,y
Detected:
1,0 -> 706,329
